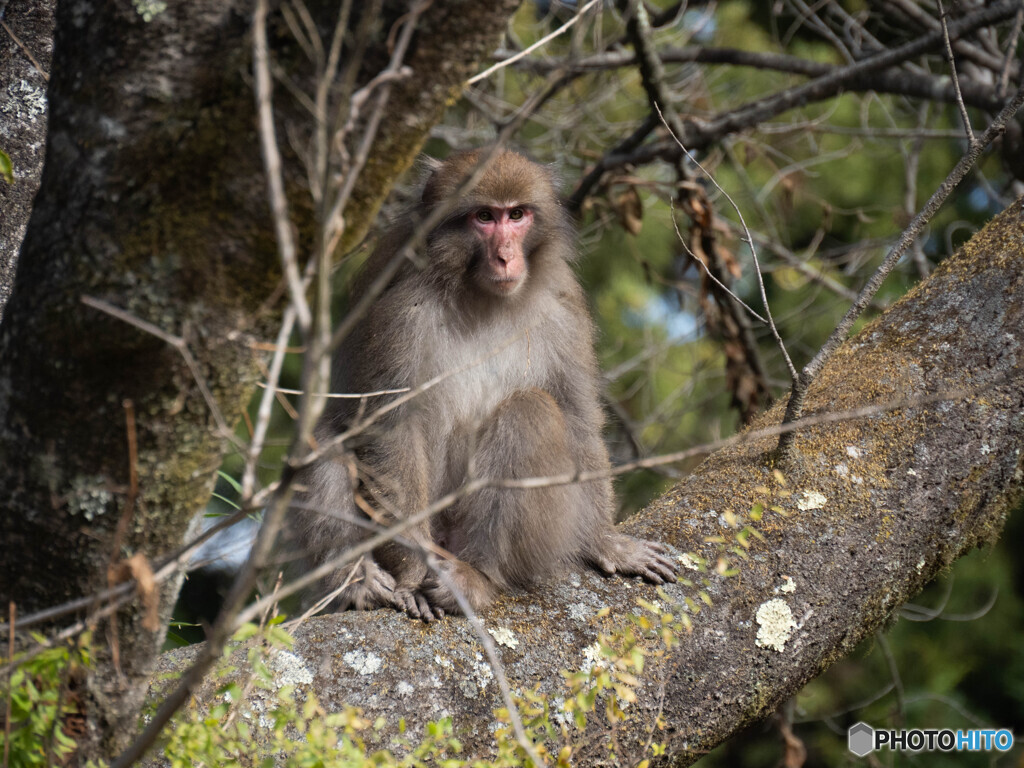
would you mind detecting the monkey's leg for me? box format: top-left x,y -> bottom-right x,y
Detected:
289,454 -> 442,620
427,388 -> 587,613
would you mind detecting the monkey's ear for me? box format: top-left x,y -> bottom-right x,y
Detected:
416,154 -> 444,174
416,155 -> 445,205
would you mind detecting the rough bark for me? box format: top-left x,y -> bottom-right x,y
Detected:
0,0 -> 55,317
0,0 -> 517,760
160,199 -> 1024,764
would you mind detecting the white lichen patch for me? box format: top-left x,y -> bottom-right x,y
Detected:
797,491 -> 827,511
778,576 -> 796,594
471,653 -> 493,690
2,79 -> 48,123
846,446 -> 863,459
460,653 -> 494,699
551,696 -> 572,728
678,553 -> 700,571
581,641 -> 608,672
343,650 -> 382,675
488,627 -> 518,649
434,654 -> 453,670
396,681 -> 415,697
568,602 -> 594,621
834,462 -> 849,477
755,598 -> 797,652
981,443 -> 992,455
68,476 -> 114,521
270,650 -> 313,688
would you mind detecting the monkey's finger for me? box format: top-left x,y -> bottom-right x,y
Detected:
393,589 -> 422,619
651,553 -> 679,575
413,592 -> 438,623
645,558 -> 678,583
650,563 -> 678,583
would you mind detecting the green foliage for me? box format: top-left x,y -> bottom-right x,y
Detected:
0,148 -> 13,185
0,632 -> 93,767
158,604 -> 690,768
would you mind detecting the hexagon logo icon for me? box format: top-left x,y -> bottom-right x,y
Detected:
848,722 -> 874,757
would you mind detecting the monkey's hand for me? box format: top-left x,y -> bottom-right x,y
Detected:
590,533 -> 678,585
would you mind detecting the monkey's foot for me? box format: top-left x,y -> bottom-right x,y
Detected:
341,559 -> 398,611
423,560 -> 498,616
591,534 -> 678,585
391,587 -> 444,623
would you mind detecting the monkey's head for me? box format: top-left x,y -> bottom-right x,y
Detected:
422,149 -> 569,299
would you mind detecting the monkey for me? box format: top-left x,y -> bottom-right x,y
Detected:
286,148 -> 677,621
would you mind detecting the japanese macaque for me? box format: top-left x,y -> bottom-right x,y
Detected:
288,149 -> 677,621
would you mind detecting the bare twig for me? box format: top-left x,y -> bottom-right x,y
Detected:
80,296 -> 242,448
938,0 -> 978,147
655,105 -> 798,384
468,0 -> 601,85
0,18 -> 48,82
666,199 -> 767,325
256,382 -> 411,398
997,6 -> 1024,98
430,563 -> 544,767
254,0 -> 311,334
242,306 -> 297,498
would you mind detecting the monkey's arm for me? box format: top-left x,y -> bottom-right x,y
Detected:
355,417 -> 445,621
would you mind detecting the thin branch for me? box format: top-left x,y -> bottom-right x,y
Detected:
691,1 -> 1019,151
655,105 -> 798,384
667,199 -> 767,325
242,306 -> 296,498
937,0 -> 978,147
997,6 -> 1024,98
254,0 -> 311,334
430,562 -> 544,768
80,296 -> 243,449
889,0 -> 1013,77
467,0 -> 601,85
0,18 -> 48,82
256,382 -> 411,398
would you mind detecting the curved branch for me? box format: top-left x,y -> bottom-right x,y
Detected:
161,199 -> 1024,765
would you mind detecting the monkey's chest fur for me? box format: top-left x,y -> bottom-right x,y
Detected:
402,297 -> 573,490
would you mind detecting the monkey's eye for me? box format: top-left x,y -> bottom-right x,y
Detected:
476,210 -> 494,222
508,208 -> 525,221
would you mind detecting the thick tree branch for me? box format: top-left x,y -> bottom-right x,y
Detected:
161,200 -> 1024,765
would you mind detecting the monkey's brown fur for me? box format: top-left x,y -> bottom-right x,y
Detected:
287,149 -> 677,620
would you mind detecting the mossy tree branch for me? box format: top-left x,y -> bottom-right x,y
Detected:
163,198 -> 1023,764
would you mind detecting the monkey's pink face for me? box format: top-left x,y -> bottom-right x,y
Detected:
471,204 -> 534,296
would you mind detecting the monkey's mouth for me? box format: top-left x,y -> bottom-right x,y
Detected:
488,276 -> 524,294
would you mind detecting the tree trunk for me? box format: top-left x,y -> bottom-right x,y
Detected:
0,0 -> 55,316
0,0 -> 517,760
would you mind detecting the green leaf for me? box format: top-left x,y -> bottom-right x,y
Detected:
210,492 -> 242,510
218,470 -> 243,493
0,149 -> 13,184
